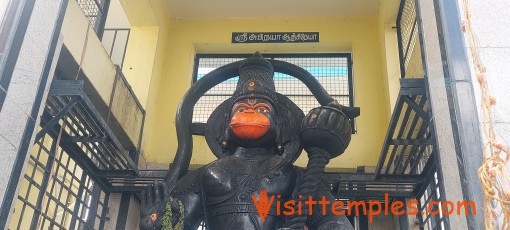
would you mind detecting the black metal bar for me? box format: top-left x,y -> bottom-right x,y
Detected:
399,96 -> 429,174
48,150 -> 71,226
384,95 -> 415,174
100,170 -> 138,177
400,78 -> 426,96
107,69 -> 120,124
201,93 -> 350,97
35,96 -> 79,141
411,153 -> 436,197
323,172 -> 424,183
49,80 -> 85,96
95,0 -> 110,39
29,135 -> 59,229
109,29 -> 118,58
115,192 -> 131,229
403,18 -> 418,68
396,0 -> 407,78
196,53 -> 351,59
84,184 -> 102,228
389,139 -> 433,145
358,205 -> 369,230
98,192 -> 110,230
68,170 -> 87,229
399,199 -> 410,230
400,78 -> 425,89
416,198 -> 425,230
120,30 -> 130,68
65,135 -> 109,142
333,190 -> 413,198
402,95 -> 429,120
137,109 -> 145,152
374,96 -> 405,178
399,137 -> 429,175
401,88 -> 426,96
409,135 -> 432,173
59,145 -> 81,229
347,54 -> 355,110
418,187 -> 439,214
392,97 -> 429,174
192,54 -> 200,83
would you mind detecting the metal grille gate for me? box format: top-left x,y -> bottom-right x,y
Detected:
9,130 -> 109,230
393,0 -> 449,229
7,79 -> 143,229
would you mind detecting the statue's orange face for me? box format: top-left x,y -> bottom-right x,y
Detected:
230,98 -> 274,140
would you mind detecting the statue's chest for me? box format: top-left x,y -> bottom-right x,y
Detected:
202,156 -> 295,203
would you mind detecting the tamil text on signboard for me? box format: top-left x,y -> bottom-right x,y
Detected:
232,32 -> 319,43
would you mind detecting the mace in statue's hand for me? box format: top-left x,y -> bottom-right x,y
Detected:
140,182 -> 169,230
300,101 -> 352,158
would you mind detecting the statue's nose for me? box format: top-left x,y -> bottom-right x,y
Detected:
244,108 -> 255,113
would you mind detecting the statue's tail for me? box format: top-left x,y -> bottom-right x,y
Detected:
164,61 -> 241,191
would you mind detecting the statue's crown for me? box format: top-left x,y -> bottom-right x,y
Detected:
232,52 -> 278,105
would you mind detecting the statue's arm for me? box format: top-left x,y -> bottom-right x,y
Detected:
140,168 -> 205,230
306,182 -> 354,230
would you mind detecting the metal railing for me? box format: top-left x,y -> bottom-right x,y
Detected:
389,0 -> 449,228
55,60 -> 145,156
106,65 -> 145,153
396,0 -> 422,78
75,0 -> 111,38
102,28 -> 130,68
9,128 -> 110,229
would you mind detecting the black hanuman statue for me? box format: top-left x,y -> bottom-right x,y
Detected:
140,53 -> 360,230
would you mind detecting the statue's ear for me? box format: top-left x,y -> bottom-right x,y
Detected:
275,116 -> 286,155
217,112 -> 231,153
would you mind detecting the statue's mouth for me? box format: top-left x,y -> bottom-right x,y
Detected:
230,113 -> 270,140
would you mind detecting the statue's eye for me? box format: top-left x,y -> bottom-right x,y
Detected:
238,108 -> 245,113
256,108 -> 268,113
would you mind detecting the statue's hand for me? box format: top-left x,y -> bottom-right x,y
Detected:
140,182 -> 168,230
300,101 -> 353,158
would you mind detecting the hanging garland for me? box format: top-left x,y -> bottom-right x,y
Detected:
460,0 -> 510,229
161,197 -> 185,230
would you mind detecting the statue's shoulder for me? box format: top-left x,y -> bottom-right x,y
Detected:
171,165 -> 208,195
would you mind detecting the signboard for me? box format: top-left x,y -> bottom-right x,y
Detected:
232,32 -> 319,43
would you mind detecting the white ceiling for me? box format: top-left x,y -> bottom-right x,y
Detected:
165,0 -> 381,19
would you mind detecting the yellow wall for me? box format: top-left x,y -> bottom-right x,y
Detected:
121,26 -> 159,108
117,0 -> 173,166
378,0 -> 402,112
142,16 -> 393,169
118,0 -> 171,109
